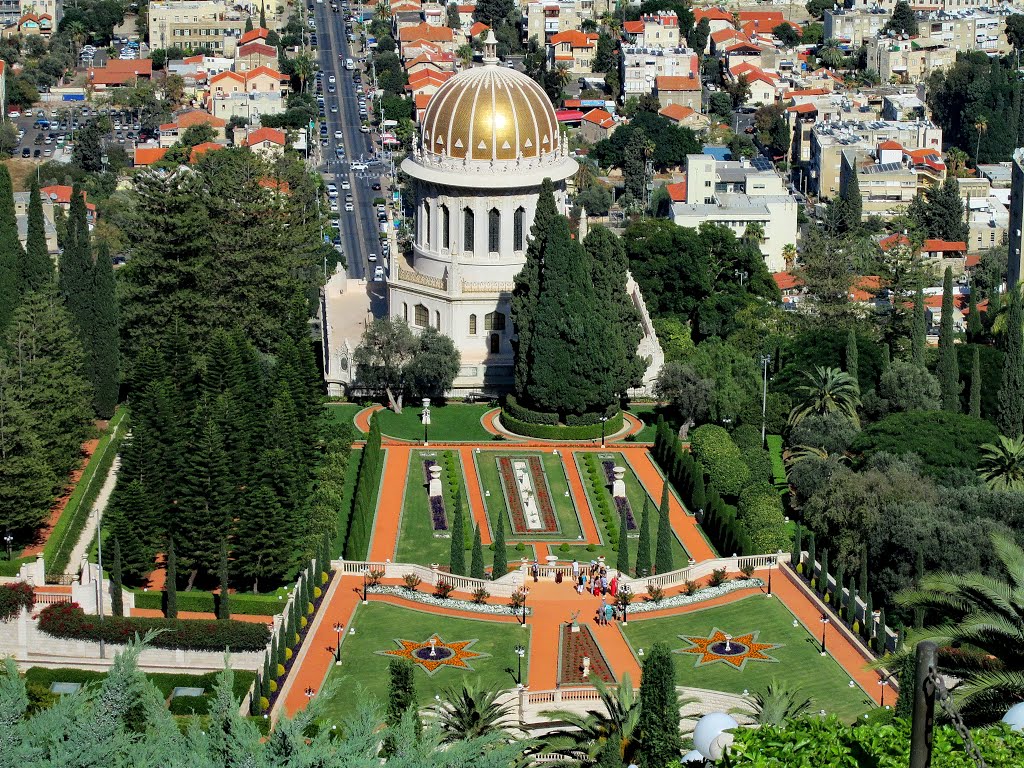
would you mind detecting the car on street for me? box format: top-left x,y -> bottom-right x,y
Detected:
21,148 -> 30,157
373,265 -> 385,281
331,104 -> 338,113
352,162 -> 368,171
341,180 -> 350,189
345,202 -> 354,211
371,182 -> 381,190
334,130 -> 343,140
328,75 -> 336,84
360,124 -> 370,133
328,85 -> 336,93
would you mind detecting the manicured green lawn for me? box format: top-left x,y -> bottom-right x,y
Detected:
574,452 -> 689,572
625,404 -> 660,443
396,450 -> 470,565
324,403 -> 363,432
621,595 -> 874,722
321,603 -> 529,717
375,404 -> 493,442
476,451 -> 583,542
766,434 -> 787,487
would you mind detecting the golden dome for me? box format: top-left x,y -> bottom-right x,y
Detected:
420,62 -> 561,163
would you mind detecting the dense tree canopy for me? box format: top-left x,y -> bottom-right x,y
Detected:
590,112 -> 700,170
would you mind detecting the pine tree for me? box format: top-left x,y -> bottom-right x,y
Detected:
234,485 -> 293,592
637,643 -> 683,767
654,482 -> 674,574
22,176 -> 53,292
511,179 -> 557,396
165,537 -> 178,619
845,328 -> 859,393
912,285 -> 927,368
110,536 -> 124,617
177,417 -> 233,583
999,287 -> 1024,437
937,267 -> 960,411
635,497 -> 652,577
0,166 -> 24,330
88,242 -> 119,418
449,489 -> 466,576
967,281 -> 983,341
469,525 -> 485,580
616,500 -> 630,575
218,538 -> 231,620
491,506 -> 507,579
244,15 -> 254,32
969,346 -> 982,418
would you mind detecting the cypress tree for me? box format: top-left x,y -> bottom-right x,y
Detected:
937,267 -> 960,411
110,536 -> 124,617
819,548 -> 829,599
0,166 -> 24,331
449,488 -> 466,576
859,544 -> 869,597
470,524 -> 484,580
912,285 -> 927,368
967,281 -> 983,341
491,506 -> 507,579
88,242 -> 119,418
616,500 -> 630,575
969,346 -> 982,418
259,1 -> 266,28
165,537 -> 178,619
845,328 -> 859,393
262,652 -> 272,698
875,607 -> 887,655
792,523 -> 802,570
218,538 -> 231,620
511,178 -> 557,397
58,184 -> 92,338
864,591 -> 874,641
846,576 -> 857,624
23,176 -> 53,292
833,560 -> 845,614
841,163 -> 862,230
654,482 -> 674,574
382,658 -> 419,756
637,643 -> 683,767
690,462 -> 706,514
998,286 -> 1024,437
245,15 -> 254,32
250,673 -> 261,715
988,286 -> 1003,331
880,342 -> 890,374
635,497 -> 652,577
806,531 -> 816,578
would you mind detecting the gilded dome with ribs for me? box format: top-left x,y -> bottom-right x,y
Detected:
419,62 -> 561,162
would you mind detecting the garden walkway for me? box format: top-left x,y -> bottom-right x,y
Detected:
480,409 -> 646,443
368,447 -> 407,562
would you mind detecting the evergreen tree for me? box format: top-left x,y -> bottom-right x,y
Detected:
691,463 -> 706,514
110,536 -> 124,617
88,242 -> 119,418
491,506 -> 507,579
470,525 -> 485,580
967,281 -> 983,341
381,658 -> 419,756
833,560 -> 845,614
106,477 -> 156,581
449,488 -> 466,576
218,538 -> 231,620
165,537 -> 178,619
654,482 -> 674,574
637,642 -> 683,768
860,544 -> 869,597
22,176 -> 53,292
259,1 -> 266,28
792,523 -> 802,569
234,485 -> 294,592
177,416 -> 233,584
616,499 -> 630,575
875,607 -> 887,655
511,179 -> 557,397
845,328 -> 859,393
846,576 -> 857,624
58,184 -> 93,346
884,0 -> 918,35
806,531 -> 816,576
970,346 -> 982,418
864,591 -> 874,641
635,497 -> 652,577
595,732 -> 623,768
937,267 -> 960,411
244,15 -> 254,32
999,287 -> 1024,437
912,285 -> 927,368
0,166 -> 24,330
819,548 -> 829,598
840,165 -> 862,231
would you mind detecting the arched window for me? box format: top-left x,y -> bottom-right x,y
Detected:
484,312 -> 506,332
513,206 -> 525,251
488,208 -> 500,253
489,333 -> 500,354
422,200 -> 431,248
415,304 -> 429,327
440,204 -> 450,249
463,207 -> 474,252
469,314 -> 477,335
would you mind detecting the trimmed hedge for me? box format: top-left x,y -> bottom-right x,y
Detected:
689,424 -> 750,498
38,603 -> 270,651
133,590 -> 285,616
736,482 -> 790,554
504,395 -> 559,425
501,410 -> 624,440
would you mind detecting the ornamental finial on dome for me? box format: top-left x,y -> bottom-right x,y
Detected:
482,29 -> 499,65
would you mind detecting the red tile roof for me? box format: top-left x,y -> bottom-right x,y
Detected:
739,10 -> 784,33
189,142 -> 225,162
878,139 -> 903,151
582,108 -> 615,128
239,27 -> 270,45
786,103 -> 817,114
772,271 -> 804,291
623,20 -> 644,34
965,254 -> 981,268
879,233 -> 912,251
41,185 -> 96,212
238,41 -> 277,59
659,103 -> 697,122
694,7 -> 735,22
243,127 -> 286,147
849,275 -> 881,302
656,75 -> 701,91
550,30 -> 598,48
923,239 -> 966,253
666,180 -> 688,202
398,23 -> 454,42
134,146 -> 168,165
469,21 -> 489,36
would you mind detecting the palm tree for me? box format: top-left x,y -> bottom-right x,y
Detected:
734,681 -> 812,727
974,116 -> 988,164
946,147 -> 969,178
456,43 -> 474,69
374,0 -> 392,21
292,52 -> 315,95
817,38 -> 845,70
438,683 -> 515,742
897,533 -> 1024,724
743,222 -> 765,244
541,675 -> 643,764
555,62 -> 573,88
978,435 -> 1024,491
782,243 -> 797,270
788,366 -> 861,427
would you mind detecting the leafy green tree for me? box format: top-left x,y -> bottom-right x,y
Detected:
407,326 -> 461,399
654,483 -> 674,574
491,506 -> 507,579
737,483 -> 790,554
470,525 -> 485,580
998,287 -> 1024,437
688,17 -> 710,53
623,127 -> 653,201
0,166 -> 25,330
22,176 -> 53,293
71,119 -> 106,173
636,642 -> 682,767
593,32 -> 617,73
937,267 -> 961,411
449,489 -> 466,576
773,22 -> 800,48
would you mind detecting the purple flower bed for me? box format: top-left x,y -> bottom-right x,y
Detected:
424,460 -> 448,531
603,460 -> 638,530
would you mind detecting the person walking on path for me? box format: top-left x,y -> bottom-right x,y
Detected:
531,560 -> 540,582
604,601 -> 615,625
571,559 -> 580,584
609,574 -> 618,597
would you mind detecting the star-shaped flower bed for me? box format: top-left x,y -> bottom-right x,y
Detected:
675,628 -> 782,671
377,635 -> 489,675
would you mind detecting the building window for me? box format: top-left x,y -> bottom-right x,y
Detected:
463,207 -> 474,251
469,314 -> 477,335
415,304 -> 429,327
435,311 -> 441,329
423,200 -> 430,247
490,333 -> 500,354
403,303 -> 408,322
514,206 -> 525,250
440,204 -> 450,249
488,208 -> 500,252
485,311 -> 506,332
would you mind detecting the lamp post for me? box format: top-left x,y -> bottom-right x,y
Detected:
879,678 -> 889,708
522,588 -> 529,626
819,613 -> 829,656
95,509 -> 105,659
361,567 -> 369,604
3,530 -> 12,561
421,397 -> 431,446
600,415 -> 608,448
333,622 -> 344,663
760,353 -> 772,448
767,550 -> 781,597
514,644 -> 525,685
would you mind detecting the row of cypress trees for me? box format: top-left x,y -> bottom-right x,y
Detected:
344,414 -> 383,560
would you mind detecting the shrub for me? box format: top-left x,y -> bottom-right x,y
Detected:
434,581 -> 455,599
684,580 -> 699,596
509,587 -> 527,610
646,585 -> 665,602
37,603 -> 270,651
275,664 -> 284,677
367,568 -> 385,586
284,647 -> 293,660
708,568 -> 728,587
850,411 -> 998,476
313,587 -> 322,599
736,482 -> 790,554
168,695 -> 209,715
402,574 -> 421,590
269,680 -> 278,693
514,542 -> 526,552
690,424 -> 750,498
471,587 -> 490,604
0,582 -> 35,621
133,590 -> 284,616
504,394 -> 559,425
259,696 -> 270,711
740,563 -> 755,578
500,410 -> 624,440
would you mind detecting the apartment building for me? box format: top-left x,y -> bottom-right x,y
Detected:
866,34 -> 955,83
621,46 -> 699,97
622,11 -> 681,48
148,0 -> 257,52
823,7 -> 890,47
523,0 -> 609,44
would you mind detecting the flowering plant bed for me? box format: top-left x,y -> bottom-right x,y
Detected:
602,460 -> 638,531
625,578 -> 762,614
423,460 -> 449,531
0,582 -> 35,622
496,455 -> 560,535
367,585 -> 528,616
558,623 -> 615,685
